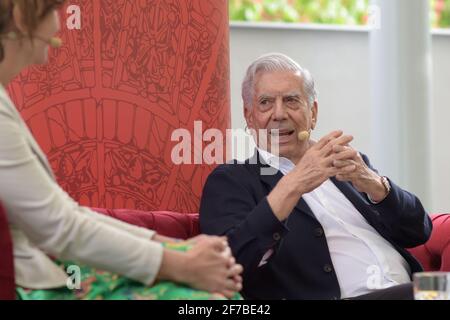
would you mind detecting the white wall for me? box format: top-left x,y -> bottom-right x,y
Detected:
229,23 -> 450,213
431,31 -> 450,213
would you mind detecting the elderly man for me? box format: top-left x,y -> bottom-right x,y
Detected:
199,53 -> 431,300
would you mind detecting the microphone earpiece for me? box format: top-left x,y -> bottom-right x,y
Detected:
6,31 -> 18,40
48,37 -> 63,48
3,31 -> 62,48
297,130 -> 310,142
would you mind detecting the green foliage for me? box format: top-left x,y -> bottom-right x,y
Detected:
230,0 -> 450,28
431,0 -> 450,28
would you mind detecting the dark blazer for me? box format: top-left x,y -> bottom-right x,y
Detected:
199,152 -> 432,300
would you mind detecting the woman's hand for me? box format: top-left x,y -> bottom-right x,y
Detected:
183,236 -> 243,298
158,235 -> 243,298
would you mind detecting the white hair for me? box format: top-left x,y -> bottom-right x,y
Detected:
241,53 -> 317,109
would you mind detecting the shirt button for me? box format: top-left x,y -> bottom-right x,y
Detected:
314,227 -> 324,237
273,233 -> 281,241
323,264 -> 333,273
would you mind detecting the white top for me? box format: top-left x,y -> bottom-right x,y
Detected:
258,148 -> 411,298
0,85 -> 163,289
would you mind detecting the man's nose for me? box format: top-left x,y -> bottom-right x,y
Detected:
272,98 -> 287,120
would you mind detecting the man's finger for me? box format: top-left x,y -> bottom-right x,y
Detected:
333,159 -> 355,168
339,164 -> 357,174
327,166 -> 340,178
315,130 -> 343,150
335,170 -> 355,181
334,149 -> 358,161
320,135 -> 354,156
323,144 -> 354,166
332,144 -> 352,153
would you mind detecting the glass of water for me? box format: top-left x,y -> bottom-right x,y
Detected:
413,272 -> 450,300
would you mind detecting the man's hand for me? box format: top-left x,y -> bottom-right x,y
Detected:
157,235 -> 243,298
289,130 -> 356,195
332,144 -> 388,203
268,130 -> 355,221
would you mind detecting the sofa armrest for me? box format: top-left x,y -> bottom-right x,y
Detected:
408,214 -> 450,272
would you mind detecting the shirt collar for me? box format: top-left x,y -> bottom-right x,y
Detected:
256,147 -> 296,175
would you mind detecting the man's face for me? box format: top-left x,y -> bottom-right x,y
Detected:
244,70 -> 318,162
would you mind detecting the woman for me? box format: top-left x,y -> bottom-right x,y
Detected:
0,0 -> 242,300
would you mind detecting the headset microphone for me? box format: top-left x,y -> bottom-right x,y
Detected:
5,32 -> 62,48
297,130 -> 311,142
34,35 -> 63,48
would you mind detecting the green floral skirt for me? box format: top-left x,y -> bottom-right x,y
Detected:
16,242 -> 242,300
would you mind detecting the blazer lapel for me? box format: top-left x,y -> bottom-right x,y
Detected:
294,197 -> 316,219
254,153 -> 316,220
330,177 -> 383,229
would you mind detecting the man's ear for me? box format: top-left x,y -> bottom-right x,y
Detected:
311,101 -> 318,130
244,105 -> 253,128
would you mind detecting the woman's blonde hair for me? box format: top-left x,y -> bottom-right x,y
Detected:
0,0 -> 65,61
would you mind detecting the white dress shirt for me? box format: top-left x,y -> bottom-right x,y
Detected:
257,148 -> 411,298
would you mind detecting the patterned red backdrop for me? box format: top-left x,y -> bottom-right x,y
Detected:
7,0 -> 230,213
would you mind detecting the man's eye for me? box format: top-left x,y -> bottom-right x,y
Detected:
260,100 -> 268,105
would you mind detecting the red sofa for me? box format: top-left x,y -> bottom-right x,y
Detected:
407,214 -> 450,272
1,204 -> 449,300
91,211 -> 450,273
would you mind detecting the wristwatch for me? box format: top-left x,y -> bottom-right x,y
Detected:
380,176 -> 391,194
368,176 -> 391,204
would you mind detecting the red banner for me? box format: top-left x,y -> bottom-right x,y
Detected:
7,0 -> 230,213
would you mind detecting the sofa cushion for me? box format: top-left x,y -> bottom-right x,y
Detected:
92,208 -> 200,239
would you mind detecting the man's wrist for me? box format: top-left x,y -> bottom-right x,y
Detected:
282,171 -> 306,196
367,176 -> 390,204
